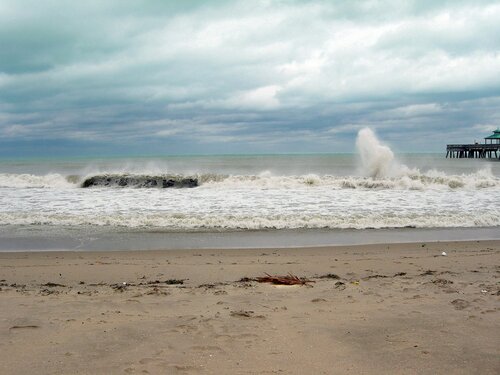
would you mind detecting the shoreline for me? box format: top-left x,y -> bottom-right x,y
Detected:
1,226 -> 499,252
1,240 -> 499,374
0,238 -> 499,255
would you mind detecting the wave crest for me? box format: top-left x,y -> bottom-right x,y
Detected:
81,174 -> 198,188
0,168 -> 498,190
0,173 -> 74,188
1,212 -> 498,230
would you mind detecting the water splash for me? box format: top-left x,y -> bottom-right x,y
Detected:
356,127 -> 398,178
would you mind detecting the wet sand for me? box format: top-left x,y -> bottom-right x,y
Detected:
0,240 -> 499,374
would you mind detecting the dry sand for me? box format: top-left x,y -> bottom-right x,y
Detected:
0,240 -> 499,374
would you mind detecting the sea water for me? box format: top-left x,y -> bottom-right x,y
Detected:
0,129 -> 499,249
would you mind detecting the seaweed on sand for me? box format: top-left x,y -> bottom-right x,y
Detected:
256,273 -> 314,286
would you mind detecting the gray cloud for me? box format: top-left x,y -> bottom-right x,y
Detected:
0,0 -> 499,156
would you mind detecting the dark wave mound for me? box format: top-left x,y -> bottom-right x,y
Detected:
81,174 -> 198,188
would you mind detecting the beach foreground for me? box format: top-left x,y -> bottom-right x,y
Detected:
0,241 -> 499,374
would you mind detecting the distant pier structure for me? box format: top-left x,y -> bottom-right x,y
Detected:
446,128 -> 500,159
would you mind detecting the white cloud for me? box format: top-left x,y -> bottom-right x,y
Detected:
227,85 -> 281,110
376,104 -> 443,119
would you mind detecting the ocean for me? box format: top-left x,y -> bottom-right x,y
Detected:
1,130 -> 499,250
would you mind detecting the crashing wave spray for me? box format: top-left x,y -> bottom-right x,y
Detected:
356,127 -> 399,178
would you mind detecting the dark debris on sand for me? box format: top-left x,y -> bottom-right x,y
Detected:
318,273 -> 341,280
256,273 -> 314,286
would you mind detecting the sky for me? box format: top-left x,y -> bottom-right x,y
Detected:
1,0 -> 500,157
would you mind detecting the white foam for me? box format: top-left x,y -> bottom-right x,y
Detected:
202,170 -> 500,190
0,173 -> 76,188
1,211 -> 498,230
0,169 -> 498,190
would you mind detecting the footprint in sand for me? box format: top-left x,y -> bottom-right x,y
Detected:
9,325 -> 39,330
230,310 -> 266,319
9,318 -> 41,330
311,298 -> 327,303
451,299 -> 470,310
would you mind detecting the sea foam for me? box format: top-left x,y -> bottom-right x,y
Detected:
0,169 -> 498,190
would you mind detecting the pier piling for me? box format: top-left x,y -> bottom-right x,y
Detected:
446,144 -> 499,159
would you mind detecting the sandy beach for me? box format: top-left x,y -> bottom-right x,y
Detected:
0,240 -> 499,374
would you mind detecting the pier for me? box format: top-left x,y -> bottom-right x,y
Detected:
446,144 -> 499,159
446,128 -> 500,159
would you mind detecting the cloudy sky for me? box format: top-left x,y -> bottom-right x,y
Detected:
1,0 -> 499,156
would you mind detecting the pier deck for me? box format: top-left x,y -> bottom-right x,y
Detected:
446,144 -> 499,159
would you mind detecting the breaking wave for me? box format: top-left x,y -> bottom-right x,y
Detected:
203,169 -> 499,190
0,169 -> 499,190
1,211 -> 499,230
0,173 -> 75,188
81,174 -> 198,188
